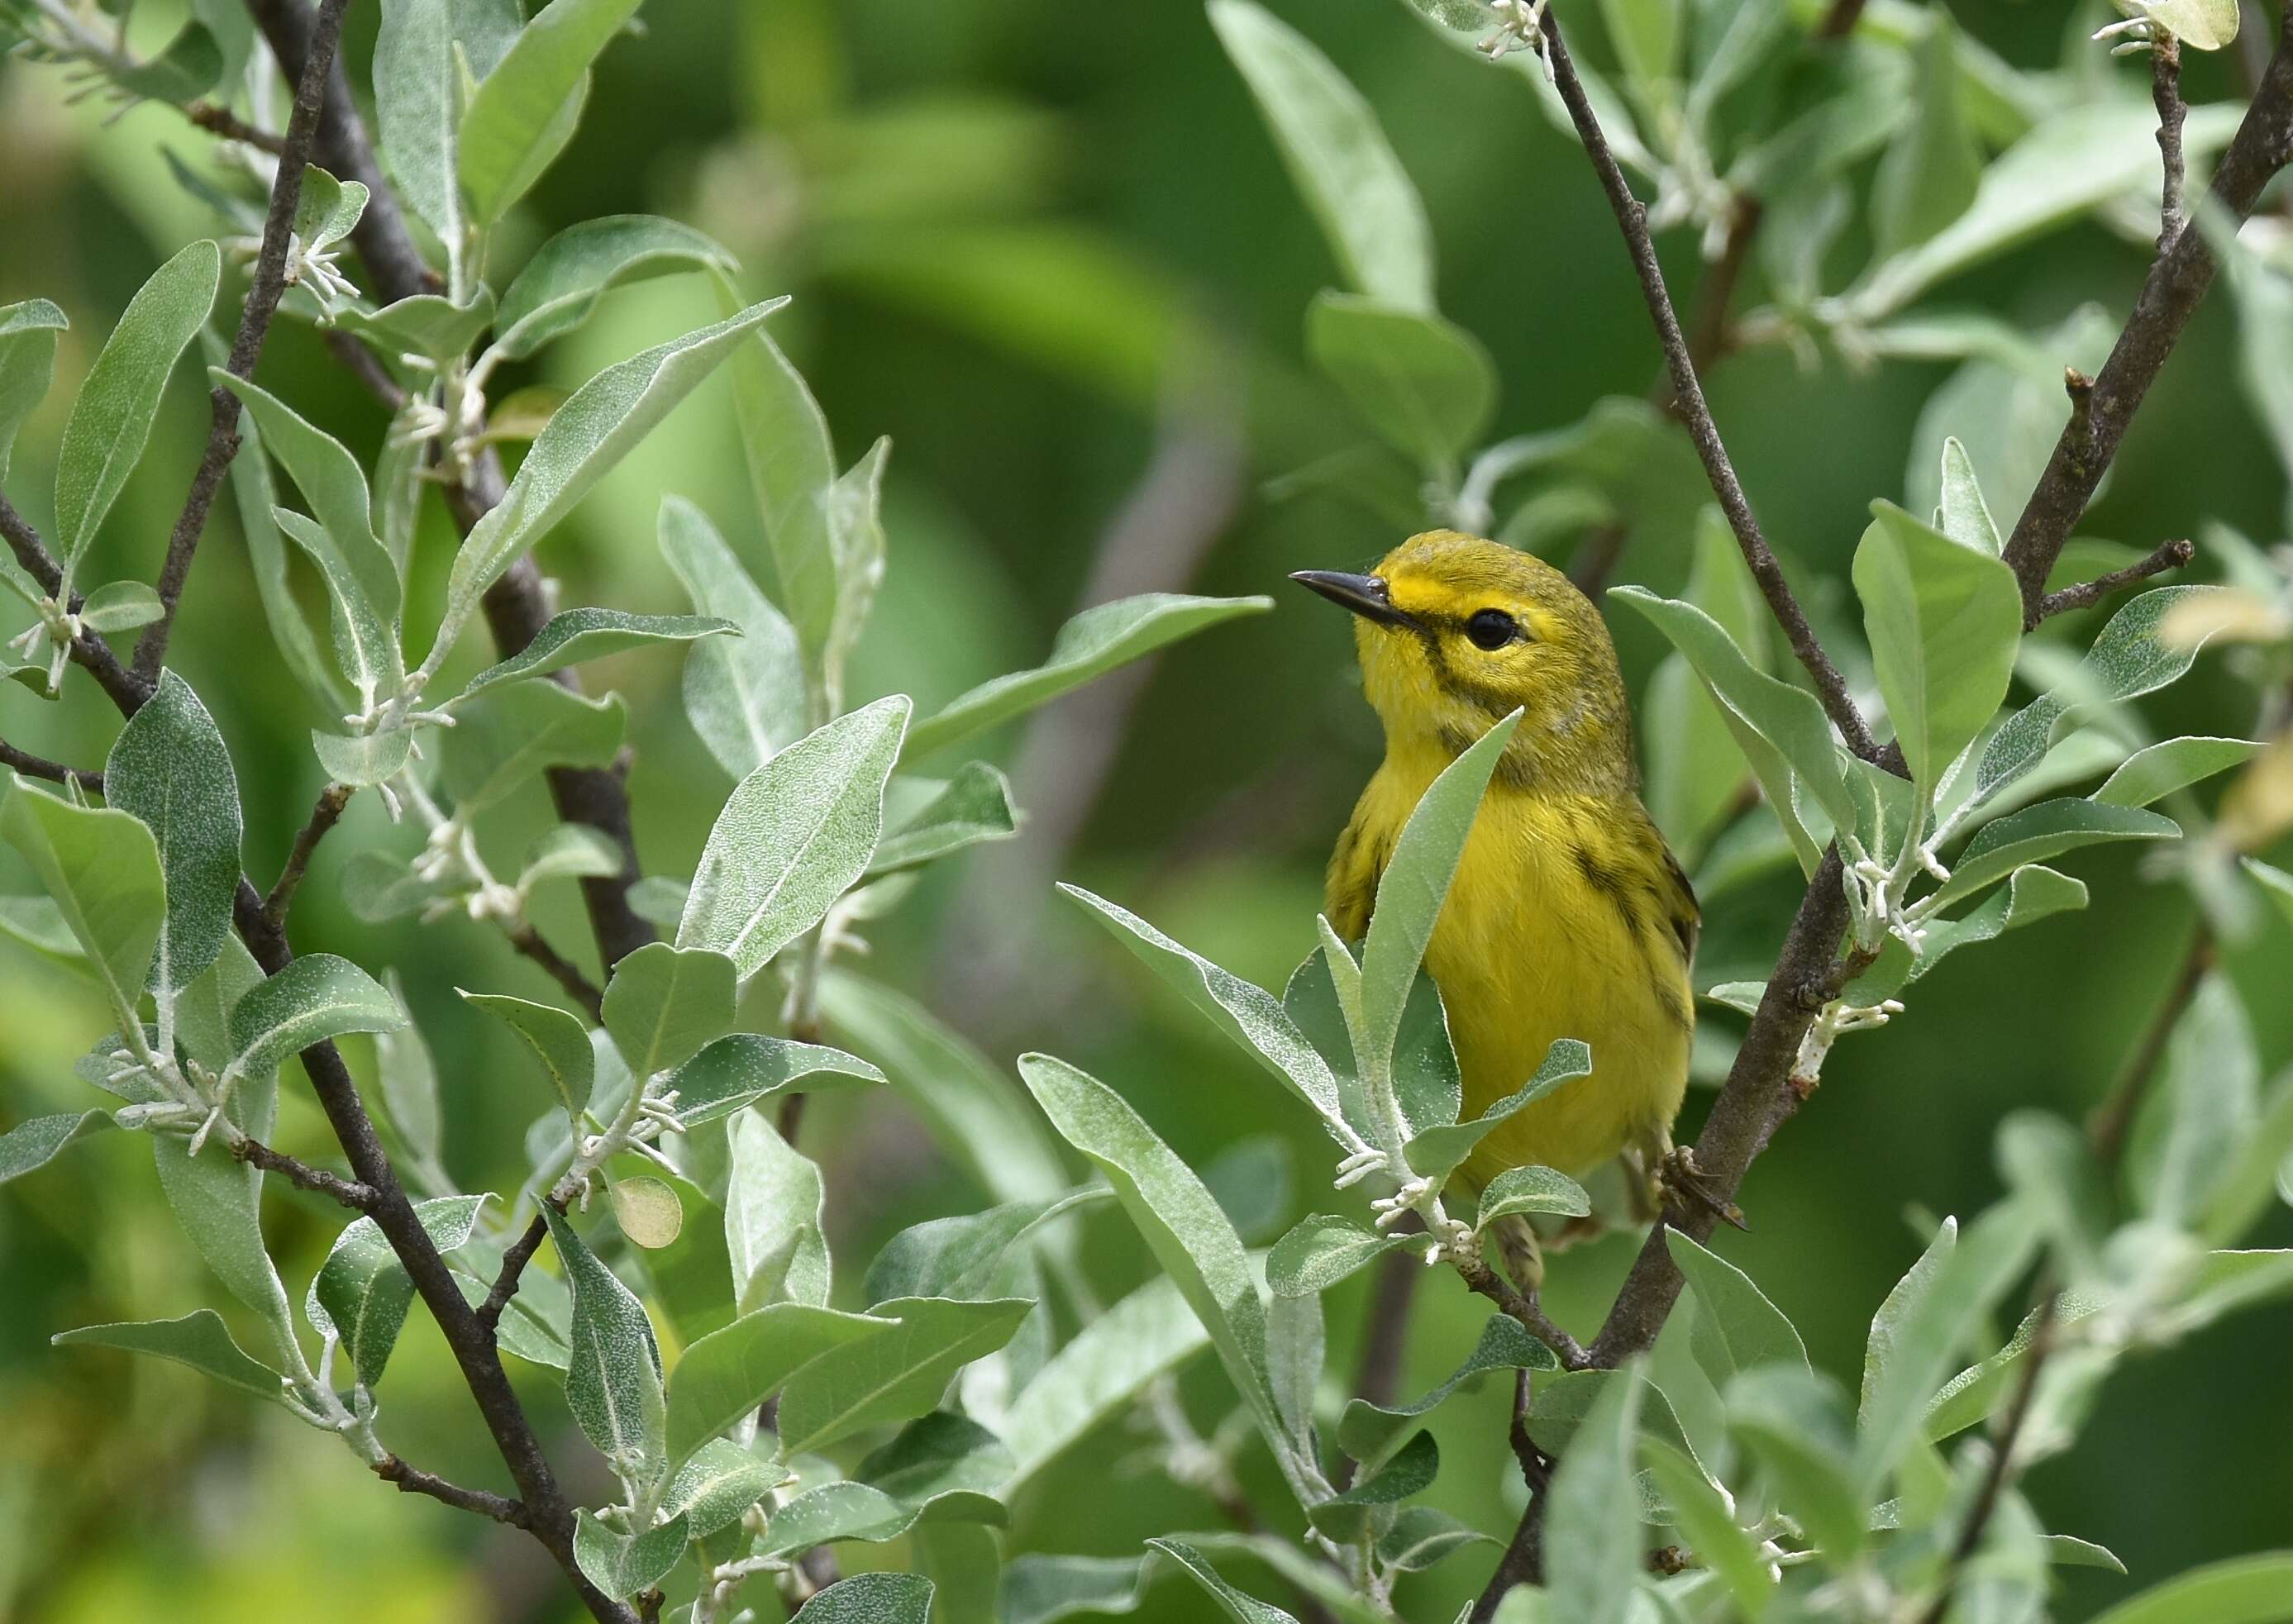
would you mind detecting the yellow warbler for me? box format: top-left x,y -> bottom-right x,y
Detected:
1295,530 -> 1701,1277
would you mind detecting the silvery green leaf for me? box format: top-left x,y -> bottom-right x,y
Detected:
903,595 -> 1272,763
74,579 -> 164,632
1852,500 -> 2024,794
1149,1537 -> 1302,1624
858,1410 -> 1013,1512
660,1437 -> 779,1536
226,953 -> 403,1084
820,436 -> 889,712
493,215 -> 737,360
1929,798 -> 2179,908
104,671 -> 242,994
1266,1214 -> 1413,1298
1667,1231 -> 1811,1386
171,935 -> 264,1076
1728,1365 -> 1864,1565
865,764 -> 1021,877
666,1033 -> 883,1129
1728,39 -> 1911,202
658,495 -> 808,780
1475,1164 -> 1591,1229
306,1194 -> 488,1388
1307,1427 -> 1437,1541
861,1190 -> 1105,1307
790,1574 -> 935,1623
1404,1040 -> 1593,1192
913,1523 -> 1001,1622
519,823 -> 624,891
601,942 -> 737,1079
374,970 -> 445,1180
572,1507 -> 688,1602
52,1310 -> 281,1403
0,1110 -> 113,1185
776,1296 -> 1033,1458
310,722 -> 414,789
112,18 -> 228,101
53,241 -> 220,576
1063,884 -> 1345,1129
0,894 -> 80,961
1201,1133 -> 1295,1247
0,297 -> 65,483
2129,974 -> 2257,1229
439,296 -> 789,638
456,0 -> 642,226
1305,293 -> 1495,475
1640,1440 -> 1771,1615
1285,944 -> 1460,1141
462,989 -> 594,1120
1377,1506 -> 1494,1573
335,290 -> 498,371
1542,1362 -> 1647,1624
1848,864 -> 2087,1003
546,1206 -> 667,1491
1871,12 -> 1982,262
1935,437 -> 2001,556
608,1174 -> 682,1249
678,696 -> 909,979
2201,1070 -> 2293,1247
155,1083 -> 294,1346
1002,1554 -> 1154,1624
726,1107 -> 832,1311
217,355 -> 345,710
0,779 -> 164,1030
1017,1052 -> 1324,1506
2121,0 -> 2241,50
274,503 -> 405,721
2093,736 -> 2260,807
441,681 -> 625,812
1207,0 -> 1433,314
1337,1315 -> 1552,1469
664,1300 -> 889,1469
451,608 -> 735,705
288,165 -> 366,255
373,0 -> 520,250
2080,1553 -> 2293,1624
818,969 -> 1071,1207
999,1274 -> 1209,1495
713,284 -> 839,663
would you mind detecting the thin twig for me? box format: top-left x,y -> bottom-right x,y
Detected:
232,1135 -> 376,1208
1915,1290 -> 2059,1624
185,99 -> 288,155
1454,1251 -> 1593,1372
0,493 -> 150,714
0,737 -> 102,791
506,923 -> 607,1023
2154,35 -> 2188,250
1536,9 -> 1881,764
263,780 -> 353,929
374,1455 -> 530,1526
1469,1370 -> 1551,1622
2088,923 -> 2214,1166
324,327 -> 408,408
478,1214 -> 552,1334
2033,537 -> 2195,623
134,0 -> 353,681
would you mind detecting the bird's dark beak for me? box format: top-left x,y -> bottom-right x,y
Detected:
1289,570 -> 1419,630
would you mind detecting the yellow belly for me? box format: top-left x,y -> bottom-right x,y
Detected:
1328,760 -> 1693,1189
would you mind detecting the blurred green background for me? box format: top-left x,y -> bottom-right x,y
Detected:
3,1 -> 2291,1619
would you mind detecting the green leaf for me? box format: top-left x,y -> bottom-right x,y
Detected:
1283,950 -> 1457,1141
601,943 -> 736,1079
1728,40 -> 1910,203
658,495 -> 808,780
1848,864 -> 2088,1004
776,1296 -> 1032,1458
1935,438 -> 2002,556
52,1310 -> 280,1403
678,696 -> 909,979
664,1301 -> 889,1469
1852,500 -> 2024,793
154,1119 -> 293,1346
1266,1214 -> 1413,1298
2094,736 -> 2260,807
2125,1 -> 2243,51
1016,1053 -> 1323,1505
1667,1231 -> 1811,1387
713,294 -> 838,664
660,1437 -> 779,1536
903,594 -> 1273,762
451,609 -> 733,704
1208,0 -> 1433,313
373,0 -> 521,250
1642,1440 -> 1771,1619
1309,1426 -> 1439,1541
1924,1288 -> 2106,1444
306,1195 -> 488,1388
2088,1550 -> 2293,1624
819,436 -> 890,710
104,672 -> 242,996
0,1110 -> 113,1185
666,1033 -> 883,1128
1475,1165 -> 1591,1229
0,894 -> 79,960
1063,884 -> 1344,1128
2130,973 -> 2258,1228
726,1107 -> 831,1311
493,215 -> 737,360
75,579 -> 164,633
441,680 -> 626,812
1337,1315 -> 1552,1469
1543,1355 -> 1647,1624
1404,1040 -> 1593,1192
0,297 -> 65,483
859,1410 -> 1014,1512
461,989 -> 594,1119
572,1507 -> 688,1602
608,1174 -> 683,1249
1000,1274 -> 1211,1495
546,1207 -> 666,1489
226,953 -> 403,1084
335,291 -> 498,371
1376,1506 -> 1494,1573
53,241 -> 220,575
1930,798 -> 2180,909
865,764 -> 1021,877
1728,1365 -> 1864,1566
1148,1539 -> 1301,1624
1305,293 -> 1495,474
862,1190 -> 1104,1306
0,779 -> 164,1027
1871,12 -> 1981,260
439,296 -> 789,637
793,1574 -> 935,1624
520,824 -> 624,892
1862,1218 -> 1956,1422
274,512 -> 405,714
757,1481 -> 916,1553
456,0 -> 643,226
288,165 -> 366,256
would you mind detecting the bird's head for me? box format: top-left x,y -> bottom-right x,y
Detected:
1292,530 -> 1633,793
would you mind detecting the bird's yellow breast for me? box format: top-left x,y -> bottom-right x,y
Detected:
1328,741 -> 1694,1189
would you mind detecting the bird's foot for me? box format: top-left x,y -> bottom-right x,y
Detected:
1658,1145 -> 1747,1231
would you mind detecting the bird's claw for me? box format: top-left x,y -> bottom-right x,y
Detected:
1658,1145 -> 1747,1231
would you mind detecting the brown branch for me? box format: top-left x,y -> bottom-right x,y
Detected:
1454,1250 -> 1593,1372
2088,923 -> 2214,1167
1536,10 -> 1881,764
374,1455 -> 530,1527
133,0 -> 352,683
2154,35 -> 2188,250
477,1213 -> 552,1333
325,328 -> 408,408
0,494 -> 150,714
232,1134 -> 375,1209
0,737 -> 102,792
506,922 -> 607,1023
185,99 -> 288,156
263,780 -> 353,929
2033,537 -> 2195,624
1468,1371 -> 1552,1622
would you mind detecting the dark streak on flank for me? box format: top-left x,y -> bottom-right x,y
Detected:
1574,840 -> 1695,1034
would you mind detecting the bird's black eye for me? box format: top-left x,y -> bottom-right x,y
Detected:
1465,609 -> 1518,650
